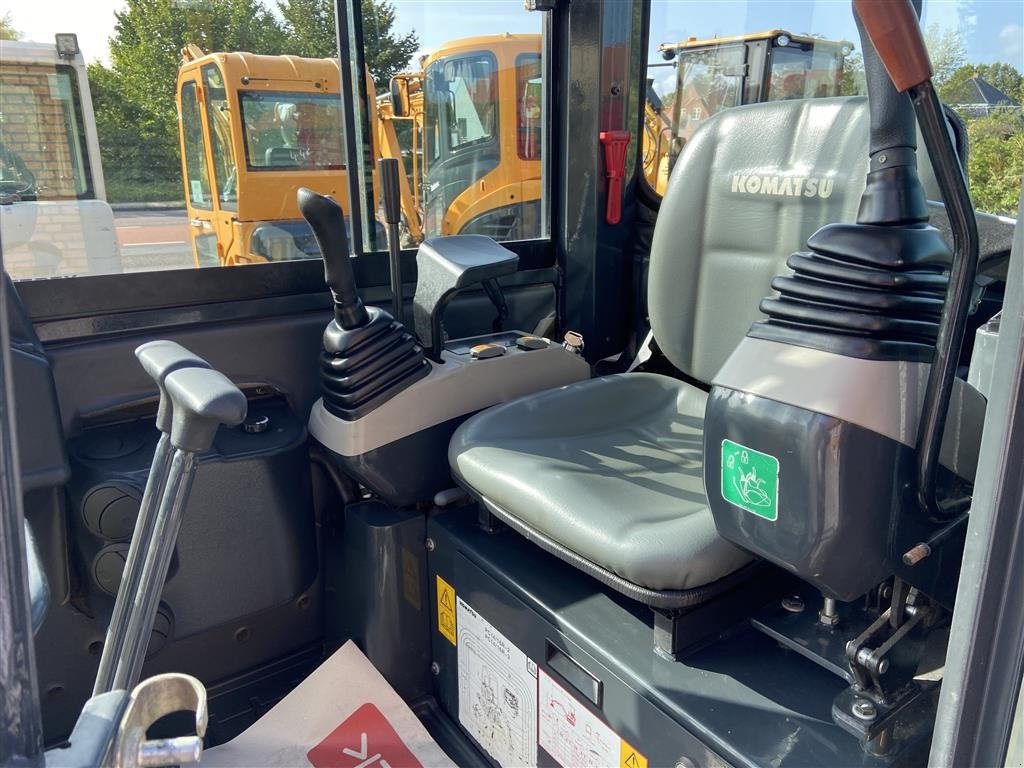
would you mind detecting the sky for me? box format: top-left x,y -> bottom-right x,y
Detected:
3,0 -> 1021,76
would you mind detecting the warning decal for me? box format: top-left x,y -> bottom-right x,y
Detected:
620,742 -> 648,768
436,575 -> 456,646
306,702 -> 424,768
539,669 -> 648,768
456,597 -> 538,767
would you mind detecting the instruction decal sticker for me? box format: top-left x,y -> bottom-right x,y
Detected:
721,439 -> 779,521
435,575 -> 456,646
538,670 -> 647,768
456,597 -> 538,767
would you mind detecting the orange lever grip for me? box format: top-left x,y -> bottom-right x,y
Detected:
853,0 -> 933,91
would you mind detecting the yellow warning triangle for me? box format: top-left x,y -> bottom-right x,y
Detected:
441,590 -> 453,609
625,754 -> 639,768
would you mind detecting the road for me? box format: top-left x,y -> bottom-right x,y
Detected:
114,208 -> 194,273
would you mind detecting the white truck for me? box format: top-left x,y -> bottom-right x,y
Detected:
0,34 -> 121,279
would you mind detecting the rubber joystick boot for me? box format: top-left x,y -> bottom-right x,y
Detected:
298,188 -> 429,420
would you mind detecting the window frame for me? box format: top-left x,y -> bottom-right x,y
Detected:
12,0 -> 560,323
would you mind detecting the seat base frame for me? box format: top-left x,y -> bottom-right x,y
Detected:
474,499 -> 783,656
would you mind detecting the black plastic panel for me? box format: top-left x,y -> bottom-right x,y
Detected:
704,386 -> 965,606
326,501 -> 431,702
4,275 -> 68,492
329,416 -> 468,508
34,395 -> 322,743
66,395 -> 316,634
426,510 -> 919,767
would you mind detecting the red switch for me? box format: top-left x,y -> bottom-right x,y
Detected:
599,130 -> 631,225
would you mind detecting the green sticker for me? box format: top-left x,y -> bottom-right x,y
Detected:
721,439 -> 779,521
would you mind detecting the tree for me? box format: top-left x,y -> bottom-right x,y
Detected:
940,62 -> 1024,106
839,51 -> 864,97
91,0 -> 286,201
277,0 -> 336,60
360,0 -> 419,89
0,12 -> 21,40
966,111 -> 1024,217
278,0 -> 419,88
922,23 -> 967,88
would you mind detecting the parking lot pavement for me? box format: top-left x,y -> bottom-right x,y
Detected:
114,208 -> 195,272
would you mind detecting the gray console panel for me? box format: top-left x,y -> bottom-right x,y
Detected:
309,333 -> 590,456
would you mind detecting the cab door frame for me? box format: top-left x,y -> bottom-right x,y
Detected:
178,72 -> 221,267
197,62 -> 241,266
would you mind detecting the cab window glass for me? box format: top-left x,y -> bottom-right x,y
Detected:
1,3 -> 355,278
202,64 -> 238,211
239,91 -> 345,171
670,42 -> 745,142
516,53 -> 542,161
768,41 -> 850,101
1,1 -> 1015,281
426,53 -> 497,155
1,1 -> 549,279
0,62 -> 91,200
645,0 -> 1023,216
180,81 -> 212,211
357,0 -> 547,247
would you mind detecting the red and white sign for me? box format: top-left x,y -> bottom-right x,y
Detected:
307,703 -> 424,768
200,643 -> 452,767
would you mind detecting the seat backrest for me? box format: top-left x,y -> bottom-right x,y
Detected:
265,146 -> 300,167
647,95 -> 946,383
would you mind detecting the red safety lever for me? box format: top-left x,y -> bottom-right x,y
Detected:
599,130 -> 631,225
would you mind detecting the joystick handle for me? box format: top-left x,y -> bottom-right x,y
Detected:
853,0 -> 928,225
298,187 -> 369,330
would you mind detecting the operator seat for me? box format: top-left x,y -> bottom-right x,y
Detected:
449,96 -> 950,607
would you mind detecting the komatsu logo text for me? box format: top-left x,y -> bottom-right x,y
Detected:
730,174 -> 835,199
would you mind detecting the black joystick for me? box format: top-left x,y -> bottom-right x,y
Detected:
298,188 -> 370,330
757,2 -> 949,365
754,0 -> 978,518
298,188 -> 429,421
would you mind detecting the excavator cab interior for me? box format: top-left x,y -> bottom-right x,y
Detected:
2,1 -> 1023,767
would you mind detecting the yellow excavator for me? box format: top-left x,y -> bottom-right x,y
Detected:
652,30 -> 854,193
177,45 -> 386,266
177,31 -> 849,265
383,34 -> 544,244
176,36 -> 542,265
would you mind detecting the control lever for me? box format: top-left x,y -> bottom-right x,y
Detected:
482,279 -> 509,333
108,363 -> 247,692
94,341 -> 210,696
301,187 -> 429,419
379,158 -> 405,325
297,187 -> 369,330
855,0 -> 980,517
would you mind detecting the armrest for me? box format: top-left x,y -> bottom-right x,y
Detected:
413,235 -> 519,360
